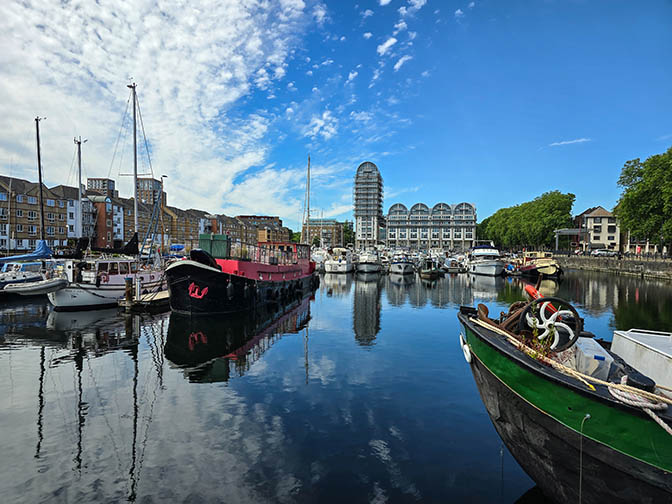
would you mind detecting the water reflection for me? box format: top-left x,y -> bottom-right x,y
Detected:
352,273 -> 382,346
165,296 -> 312,382
322,273 -> 354,296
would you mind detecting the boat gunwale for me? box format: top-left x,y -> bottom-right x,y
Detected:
457,311 -> 672,424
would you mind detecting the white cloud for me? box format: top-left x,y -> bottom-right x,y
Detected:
399,0 -> 427,17
379,0 -> 392,6
421,70 -> 430,77
393,20 -> 408,35
313,3 -> 328,25
346,71 -> 359,83
0,0 -> 311,217
369,68 -> 382,88
469,2 -> 476,8
306,70 -> 313,76
363,32 -> 373,39
548,138 -> 592,147
362,9 -> 374,18
393,55 -> 412,71
350,111 -> 373,122
321,58 -> 335,66
340,36 -> 346,41
377,37 -> 398,56
304,110 -> 338,140
455,9 -> 464,18
408,31 -> 417,40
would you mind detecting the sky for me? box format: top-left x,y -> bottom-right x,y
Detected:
1,0 -> 671,231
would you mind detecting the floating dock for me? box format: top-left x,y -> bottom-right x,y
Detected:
118,290 -> 170,313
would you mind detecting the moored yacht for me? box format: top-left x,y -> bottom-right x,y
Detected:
324,247 -> 354,273
356,250 -> 382,273
467,245 -> 506,276
390,251 -> 415,275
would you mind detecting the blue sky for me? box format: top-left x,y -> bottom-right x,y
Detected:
1,0 -> 671,230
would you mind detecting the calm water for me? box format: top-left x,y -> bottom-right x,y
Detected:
1,270 -> 671,503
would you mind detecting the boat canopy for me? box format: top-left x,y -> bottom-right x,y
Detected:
0,240 -> 53,263
170,244 -> 185,251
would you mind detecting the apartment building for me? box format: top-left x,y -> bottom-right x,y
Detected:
353,161 -> 385,249
386,202 -> 477,251
575,206 -> 621,251
302,218 -> 343,247
50,184 -> 96,239
0,175 -> 68,251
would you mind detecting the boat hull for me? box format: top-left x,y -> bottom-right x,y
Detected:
390,262 -> 414,275
166,260 -> 318,316
459,315 -> 672,504
469,260 -> 505,276
324,261 -> 353,273
519,262 -> 563,278
48,279 -> 164,311
356,262 -> 381,273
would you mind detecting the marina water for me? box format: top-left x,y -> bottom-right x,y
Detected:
0,271 -> 670,502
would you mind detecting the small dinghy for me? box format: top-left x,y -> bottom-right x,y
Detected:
4,277 -> 68,296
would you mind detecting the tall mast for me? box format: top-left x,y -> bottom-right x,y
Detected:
306,154 -> 310,245
35,116 -> 46,242
127,82 -> 138,234
74,137 -> 86,238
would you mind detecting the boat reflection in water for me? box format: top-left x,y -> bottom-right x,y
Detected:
386,273 -> 413,307
353,273 -> 382,346
165,294 -> 313,383
466,273 -> 506,300
322,272 -> 353,297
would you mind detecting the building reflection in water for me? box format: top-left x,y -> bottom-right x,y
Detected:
352,272 -> 383,346
322,273 -> 354,297
165,295 -> 312,383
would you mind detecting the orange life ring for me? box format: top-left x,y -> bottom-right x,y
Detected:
100,272 -> 110,283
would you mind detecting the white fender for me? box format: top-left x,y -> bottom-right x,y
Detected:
459,332 -> 472,363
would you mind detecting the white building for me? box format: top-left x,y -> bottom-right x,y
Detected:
386,202 -> 477,251
577,206 -> 620,251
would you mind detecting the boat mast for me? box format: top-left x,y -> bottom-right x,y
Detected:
127,82 -> 138,235
306,154 -> 310,245
74,137 -> 86,238
6,176 -> 12,254
35,116 -> 46,242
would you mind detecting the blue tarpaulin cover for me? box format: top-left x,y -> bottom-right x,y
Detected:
0,240 -> 53,263
170,244 -> 185,251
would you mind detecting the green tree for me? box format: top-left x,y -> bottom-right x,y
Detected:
480,191 -> 575,249
291,231 -> 302,243
615,147 -> 672,248
342,221 -> 354,246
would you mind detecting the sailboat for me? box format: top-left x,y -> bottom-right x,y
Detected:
1,117 -> 67,296
47,83 -> 164,310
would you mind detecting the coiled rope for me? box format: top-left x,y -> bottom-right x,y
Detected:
608,376 -> 672,436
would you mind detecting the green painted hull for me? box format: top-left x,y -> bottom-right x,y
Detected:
458,313 -> 672,503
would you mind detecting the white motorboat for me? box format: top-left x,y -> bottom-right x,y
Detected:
4,276 -> 68,296
356,250 -> 382,273
390,252 -> 415,275
442,257 -> 467,274
48,256 -> 164,311
324,247 -> 354,273
467,245 -> 506,276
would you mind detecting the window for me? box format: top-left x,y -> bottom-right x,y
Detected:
47,212 -> 55,221
59,200 -> 65,208
28,196 -> 37,204
607,235 -> 615,241
608,225 -> 617,234
69,200 -> 74,207
68,212 -> 74,219
68,225 -> 74,232
0,193 -> 6,201
47,199 -> 55,207
27,210 -> 37,220
119,263 -> 129,274
16,209 -> 23,217
58,227 -> 65,234
16,194 -> 24,203
28,239 -> 36,248
0,208 -> 6,219
0,238 -> 6,248
106,220 -> 112,227
608,217 -> 616,223
28,225 -> 36,235
0,223 -> 6,234
593,217 -> 602,223
46,226 -> 54,235
593,225 -> 602,233
58,214 -> 64,221
593,235 -> 601,241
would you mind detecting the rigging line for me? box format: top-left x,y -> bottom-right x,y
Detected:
134,94 -> 155,179
107,93 -> 132,180
66,143 -> 77,188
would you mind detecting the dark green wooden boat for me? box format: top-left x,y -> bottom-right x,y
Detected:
457,299 -> 672,504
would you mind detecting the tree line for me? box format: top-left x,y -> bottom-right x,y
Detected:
615,146 -> 672,249
477,191 -> 575,249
